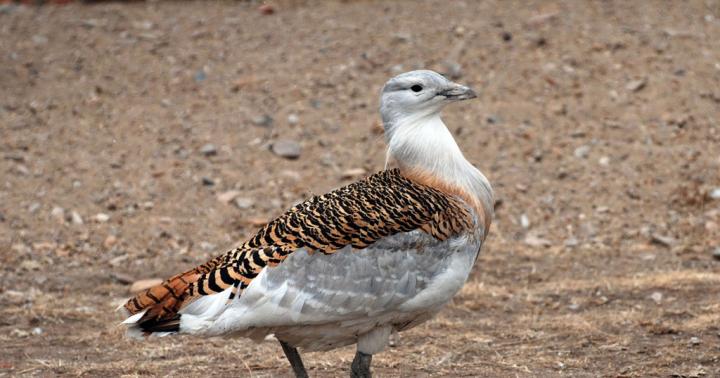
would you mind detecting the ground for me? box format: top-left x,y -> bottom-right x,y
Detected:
1,0 -> 720,376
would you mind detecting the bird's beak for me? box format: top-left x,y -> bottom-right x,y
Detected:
438,84 -> 477,101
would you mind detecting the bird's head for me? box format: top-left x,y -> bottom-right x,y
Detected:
379,70 -> 476,131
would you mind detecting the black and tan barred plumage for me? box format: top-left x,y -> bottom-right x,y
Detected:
124,169 -> 475,332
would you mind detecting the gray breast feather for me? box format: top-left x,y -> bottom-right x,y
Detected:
252,229 -> 481,322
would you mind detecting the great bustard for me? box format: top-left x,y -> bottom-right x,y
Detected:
120,70 -> 493,377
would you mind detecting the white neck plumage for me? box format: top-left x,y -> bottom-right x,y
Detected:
384,113 -> 494,231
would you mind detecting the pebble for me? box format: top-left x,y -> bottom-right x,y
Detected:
51,206 -> 65,220
200,241 -> 216,251
341,168 -> 367,179
598,156 -> 610,166
110,272 -> 135,285
31,327 -> 43,336
27,202 -> 40,213
202,177 -> 215,186
649,291 -> 663,304
626,78 -> 647,92
103,235 -> 118,249
194,69 -> 207,82
689,337 -> 701,345
129,278 -> 163,294
234,197 -> 255,209
443,61 -> 463,79
70,211 -> 83,225
200,143 -> 218,156
712,247 -> 720,260
20,260 -> 41,271
217,190 -> 241,204
32,35 -> 48,46
524,234 -> 551,247
564,237 -> 579,247
271,140 -> 302,159
95,213 -> 110,223
11,329 -> 29,338
568,303 -> 580,311
258,3 -> 275,15
520,214 -> 530,229
287,114 -> 299,125
252,114 -> 273,127
650,233 -> 675,247
574,145 -> 591,159
709,188 -> 720,200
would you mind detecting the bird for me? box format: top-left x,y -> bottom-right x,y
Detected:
119,70 -> 493,378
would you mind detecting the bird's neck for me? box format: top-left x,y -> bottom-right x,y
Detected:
385,113 -> 493,231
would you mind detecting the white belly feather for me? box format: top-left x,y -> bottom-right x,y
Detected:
176,229 -> 482,352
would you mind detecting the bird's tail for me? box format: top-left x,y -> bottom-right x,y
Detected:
119,269 -> 202,336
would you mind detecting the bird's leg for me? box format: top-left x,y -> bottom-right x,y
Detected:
279,340 -> 309,378
350,350 -> 373,378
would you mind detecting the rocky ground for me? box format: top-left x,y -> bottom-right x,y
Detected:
1,0 -> 720,376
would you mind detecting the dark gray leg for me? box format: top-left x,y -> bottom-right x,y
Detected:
350,350 -> 372,378
279,340 -> 309,378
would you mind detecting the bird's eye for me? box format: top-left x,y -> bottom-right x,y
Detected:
410,85 -> 423,92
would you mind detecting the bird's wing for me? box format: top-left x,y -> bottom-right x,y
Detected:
121,169 -> 476,333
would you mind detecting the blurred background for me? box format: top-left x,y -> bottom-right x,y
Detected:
1,0 -> 719,376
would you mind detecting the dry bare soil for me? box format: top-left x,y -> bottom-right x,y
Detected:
2,1 -> 720,376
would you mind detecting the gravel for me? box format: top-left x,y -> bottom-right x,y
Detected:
271,139 -> 302,159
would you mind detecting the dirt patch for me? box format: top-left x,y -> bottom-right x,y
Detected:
1,0 -> 720,376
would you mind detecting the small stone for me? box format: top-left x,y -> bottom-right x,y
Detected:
141,201 -> 154,210
689,336 -> 701,345
501,31 -> 512,42
20,260 -> 41,271
574,145 -> 591,159
568,303 -> 580,311
520,214 -> 530,229
252,114 -> 274,127
564,237 -> 579,247
711,247 -> 720,260
129,278 -> 163,294
200,143 -> 218,156
217,190 -> 241,204
11,329 -> 29,338
709,188 -> 720,200
27,202 -> 40,214
103,235 -> 118,249
258,3 -> 275,15
234,197 -> 255,209
202,177 -> 215,186
626,78 -> 647,92
271,140 -> 302,159
246,217 -> 269,227
392,33 -> 411,43
598,156 -> 610,166
199,241 -> 216,251
649,291 -> 663,304
194,70 -> 207,82
51,206 -> 65,220
287,114 -> 299,125
524,234 -> 551,247
94,213 -> 110,223
341,168 -> 367,179
443,61 -> 463,79
650,233 -> 675,247
70,211 -> 83,225
110,272 -> 135,285
31,327 -> 43,336
32,35 -> 48,45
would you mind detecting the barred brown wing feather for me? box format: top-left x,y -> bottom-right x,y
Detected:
122,169 -> 474,332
